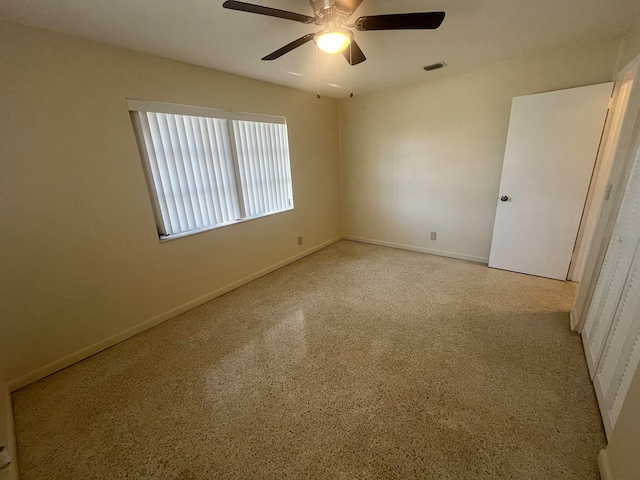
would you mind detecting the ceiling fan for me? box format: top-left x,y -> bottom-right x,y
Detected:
222,0 -> 445,66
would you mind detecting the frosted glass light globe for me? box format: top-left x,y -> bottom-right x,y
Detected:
315,31 -> 351,54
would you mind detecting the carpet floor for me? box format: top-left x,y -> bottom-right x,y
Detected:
12,240 -> 605,479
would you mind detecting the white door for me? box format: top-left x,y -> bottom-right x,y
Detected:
489,83 -> 613,280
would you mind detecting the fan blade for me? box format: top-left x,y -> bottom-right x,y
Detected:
355,11 -> 445,31
223,0 -> 315,24
342,40 -> 366,65
335,0 -> 364,15
262,34 -> 316,60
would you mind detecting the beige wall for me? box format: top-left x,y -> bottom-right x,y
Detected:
616,18 -> 640,73
0,21 -> 342,386
339,41 -> 620,262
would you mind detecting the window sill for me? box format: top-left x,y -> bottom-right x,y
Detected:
158,207 -> 294,243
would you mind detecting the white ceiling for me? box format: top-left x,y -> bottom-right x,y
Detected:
2,0 -> 640,98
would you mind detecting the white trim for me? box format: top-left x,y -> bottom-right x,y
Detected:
159,207 -> 294,242
343,236 -> 489,264
126,99 -> 286,125
8,237 -> 342,391
572,53 -> 640,333
570,309 -> 579,332
0,384 -> 19,480
598,448 -> 614,480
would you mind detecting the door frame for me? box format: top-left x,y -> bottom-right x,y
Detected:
572,55 -> 640,332
568,71 -> 635,281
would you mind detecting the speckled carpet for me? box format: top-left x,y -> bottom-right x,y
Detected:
13,240 -> 605,479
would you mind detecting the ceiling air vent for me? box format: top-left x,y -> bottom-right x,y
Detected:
423,62 -> 447,72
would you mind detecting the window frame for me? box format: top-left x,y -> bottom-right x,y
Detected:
128,99 -> 294,242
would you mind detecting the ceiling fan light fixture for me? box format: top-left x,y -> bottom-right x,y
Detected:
315,29 -> 352,55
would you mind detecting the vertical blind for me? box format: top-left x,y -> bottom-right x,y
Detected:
233,120 -> 293,217
129,100 -> 293,238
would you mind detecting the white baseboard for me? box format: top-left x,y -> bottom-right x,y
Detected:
9,236 -> 342,392
598,448 -> 614,480
343,236 -> 489,264
569,309 -> 579,332
570,309 -> 575,330
0,384 -> 19,480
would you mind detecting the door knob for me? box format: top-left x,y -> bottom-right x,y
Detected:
500,195 -> 509,202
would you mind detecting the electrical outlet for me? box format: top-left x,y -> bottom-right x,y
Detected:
297,236 -> 303,245
430,232 -> 437,241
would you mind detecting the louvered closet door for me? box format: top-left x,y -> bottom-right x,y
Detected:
593,246 -> 640,436
582,231 -> 629,375
581,138 -> 640,437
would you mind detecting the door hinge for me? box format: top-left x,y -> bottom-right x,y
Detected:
605,182 -> 613,201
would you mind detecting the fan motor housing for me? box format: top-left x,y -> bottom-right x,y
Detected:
311,0 -> 338,12
311,0 -> 351,21
312,0 -> 332,17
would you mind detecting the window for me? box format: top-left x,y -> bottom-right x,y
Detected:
128,100 -> 294,240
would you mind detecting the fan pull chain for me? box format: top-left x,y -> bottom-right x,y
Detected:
349,42 -> 354,98
315,44 -> 321,100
